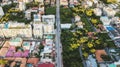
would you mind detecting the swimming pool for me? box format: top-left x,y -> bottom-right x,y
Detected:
106,26 -> 116,31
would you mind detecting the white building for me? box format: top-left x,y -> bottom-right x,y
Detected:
93,8 -> 102,16
60,0 -> 68,6
18,0 -> 33,3
69,0 -> 79,6
33,23 -> 43,38
0,22 -> 32,38
100,16 -> 111,25
25,10 -> 31,20
42,15 -> 55,25
93,0 -> 99,4
35,0 -> 43,3
61,24 -> 72,29
103,7 -> 116,17
82,0 -> 93,8
76,22 -> 83,28
43,24 -> 55,34
0,7 -> 4,19
18,1 -> 26,11
75,15 -> 80,22
39,5 -> 44,14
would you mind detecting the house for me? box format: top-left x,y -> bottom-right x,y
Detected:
9,37 -> 23,47
25,10 -> 31,20
18,0 -> 26,11
93,8 -> 102,16
61,24 -> 72,29
39,5 -> 45,15
103,7 -> 116,17
86,55 -> 97,67
81,0 -> 93,8
76,22 -> 83,28
40,44 -> 53,63
86,0 -> 93,7
38,63 -> 54,67
42,15 -> 55,25
0,7 -> 4,19
35,0 -> 43,2
2,0 -> 8,2
18,0 -> 33,3
100,16 -> 111,25
69,0 -> 79,6
93,0 -> 99,4
105,25 -> 120,40
95,50 -> 107,62
45,39 -> 53,45
111,17 -> 120,25
60,0 -> 68,6
75,15 -> 80,22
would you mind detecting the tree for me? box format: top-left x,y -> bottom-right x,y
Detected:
107,0 -> 117,3
85,9 -> 93,16
91,18 -> 98,25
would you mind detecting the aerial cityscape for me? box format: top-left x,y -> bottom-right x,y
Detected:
0,0 -> 120,67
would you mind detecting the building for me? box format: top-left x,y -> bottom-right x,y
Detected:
61,24 -> 72,29
43,24 -> 55,34
25,10 -> 31,20
93,8 -> 102,16
76,22 -> 83,28
38,63 -> 54,67
33,23 -> 43,38
18,0 -> 26,11
18,0 -> 33,3
100,16 -> 111,25
0,7 -> 4,19
39,5 -> 45,15
60,0 -> 68,6
103,7 -> 116,17
0,22 -> 32,38
74,15 -> 80,22
69,0 -> 79,6
42,15 -> 55,25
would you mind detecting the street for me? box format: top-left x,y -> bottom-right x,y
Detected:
55,0 -> 63,67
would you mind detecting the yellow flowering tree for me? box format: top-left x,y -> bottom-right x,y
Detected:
107,0 -> 117,3
87,42 -> 93,48
90,49 -> 96,53
83,52 -> 88,58
86,9 -> 93,16
91,18 -> 98,25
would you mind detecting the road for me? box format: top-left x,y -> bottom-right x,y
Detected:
55,0 -> 63,67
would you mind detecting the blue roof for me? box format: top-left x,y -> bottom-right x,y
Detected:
106,26 -> 115,31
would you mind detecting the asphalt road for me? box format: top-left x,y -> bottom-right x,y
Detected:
55,0 -> 63,67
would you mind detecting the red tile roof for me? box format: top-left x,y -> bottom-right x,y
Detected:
38,63 -> 54,67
